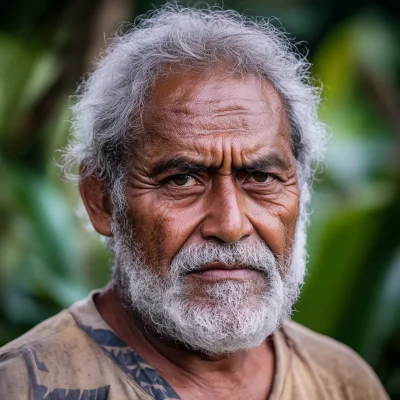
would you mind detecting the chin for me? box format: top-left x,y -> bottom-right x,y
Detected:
146,279 -> 286,355
112,229 -> 299,355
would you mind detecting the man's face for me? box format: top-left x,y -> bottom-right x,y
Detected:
127,69 -> 299,276
112,68 -> 302,353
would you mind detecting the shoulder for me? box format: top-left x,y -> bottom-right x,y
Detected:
0,309 -> 79,399
0,290 -> 103,357
0,347 -> 31,399
282,320 -> 366,368
281,320 -> 389,399
0,308 -> 76,354
0,306 -> 107,399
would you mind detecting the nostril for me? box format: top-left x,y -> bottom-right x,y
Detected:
203,236 -> 229,245
203,233 -> 251,245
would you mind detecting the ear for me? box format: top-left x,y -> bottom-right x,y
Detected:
79,171 -> 113,237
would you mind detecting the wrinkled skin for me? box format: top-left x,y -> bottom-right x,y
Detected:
81,67 -> 300,400
126,69 -> 299,278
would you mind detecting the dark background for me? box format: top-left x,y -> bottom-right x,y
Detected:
0,0 -> 399,397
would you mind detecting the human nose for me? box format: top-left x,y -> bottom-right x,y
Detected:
200,177 -> 254,243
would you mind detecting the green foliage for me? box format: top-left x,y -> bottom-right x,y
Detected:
290,11 -> 400,395
0,0 -> 399,397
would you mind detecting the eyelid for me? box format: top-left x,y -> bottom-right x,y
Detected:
159,167 -> 204,179
243,171 -> 278,183
163,173 -> 202,186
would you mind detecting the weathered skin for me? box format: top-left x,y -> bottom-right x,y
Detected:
80,67 -> 300,400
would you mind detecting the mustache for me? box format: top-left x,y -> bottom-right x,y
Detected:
168,241 -> 279,279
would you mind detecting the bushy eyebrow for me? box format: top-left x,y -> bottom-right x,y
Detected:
150,156 -> 208,177
242,152 -> 291,172
150,152 -> 291,177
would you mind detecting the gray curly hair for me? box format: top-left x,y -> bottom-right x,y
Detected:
62,3 -> 326,213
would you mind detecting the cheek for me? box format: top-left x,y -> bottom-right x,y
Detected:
126,195 -> 204,279
249,194 -> 300,260
125,204 -> 160,264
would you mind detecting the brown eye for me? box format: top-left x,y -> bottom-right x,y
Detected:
169,174 -> 197,187
247,172 -> 274,183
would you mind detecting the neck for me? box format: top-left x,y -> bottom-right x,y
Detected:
95,284 -> 276,399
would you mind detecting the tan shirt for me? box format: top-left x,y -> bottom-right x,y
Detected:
0,291 -> 388,400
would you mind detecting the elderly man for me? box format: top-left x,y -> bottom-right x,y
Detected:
0,5 -> 388,400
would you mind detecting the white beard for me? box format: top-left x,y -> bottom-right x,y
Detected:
110,204 -> 307,356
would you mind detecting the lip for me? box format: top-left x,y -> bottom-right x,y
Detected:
199,262 -> 244,271
187,262 -> 259,280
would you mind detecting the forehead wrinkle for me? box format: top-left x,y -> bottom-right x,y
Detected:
166,139 -> 271,170
143,67 -> 284,120
140,68 -> 291,163
139,115 -> 290,165
143,92 -> 286,143
149,93 -> 273,116
144,110 -> 280,140
169,97 -> 273,114
151,92 -> 277,122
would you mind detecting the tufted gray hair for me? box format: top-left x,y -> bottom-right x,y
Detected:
62,3 -> 326,213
